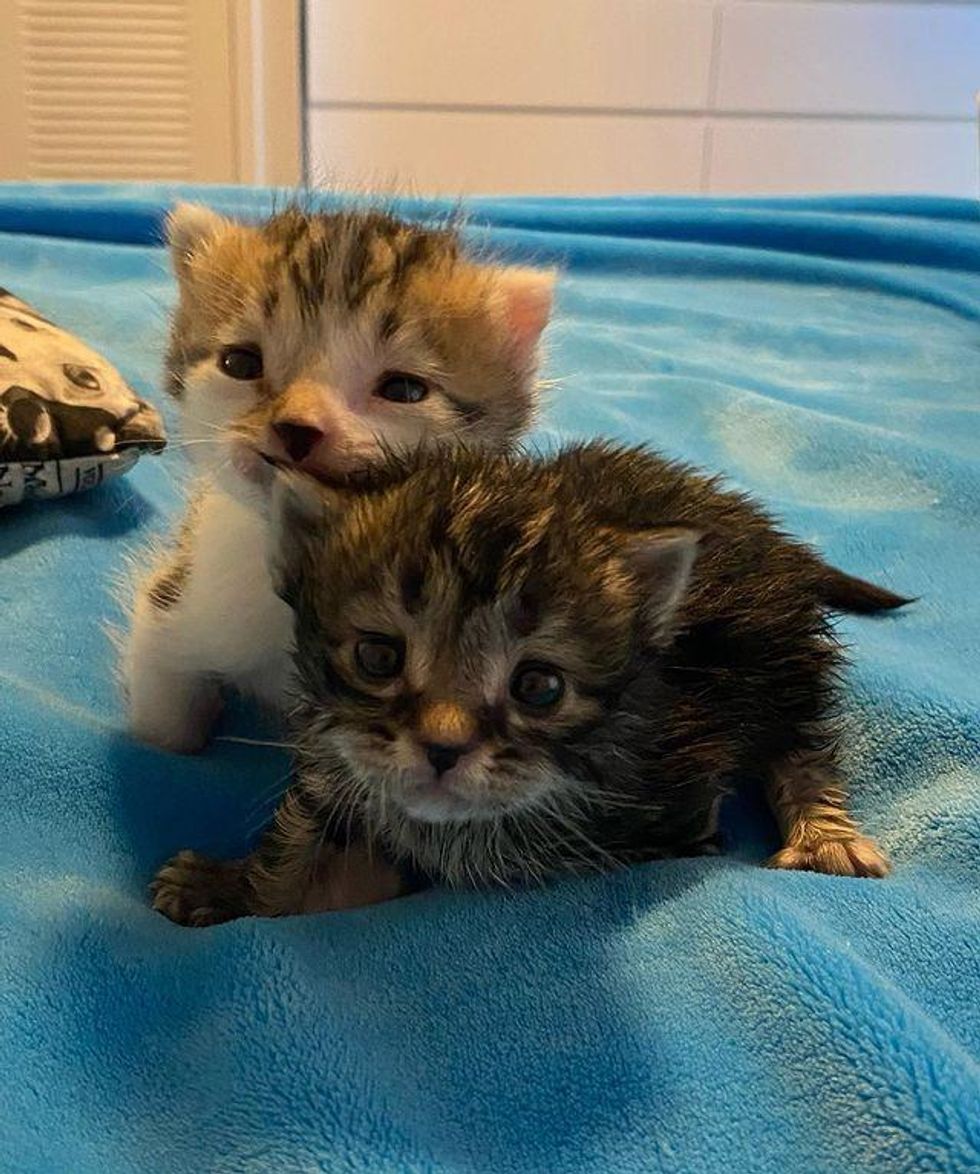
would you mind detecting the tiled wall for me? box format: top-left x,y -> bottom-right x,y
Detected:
305,0 -> 979,196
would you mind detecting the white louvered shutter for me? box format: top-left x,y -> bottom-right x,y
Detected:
0,0 -> 241,182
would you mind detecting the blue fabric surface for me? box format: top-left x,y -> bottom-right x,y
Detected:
1,182 -> 978,1173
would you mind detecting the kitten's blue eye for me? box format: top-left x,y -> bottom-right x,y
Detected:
355,635 -> 405,680
219,345 -> 263,381
510,663 -> 565,709
376,373 -> 428,404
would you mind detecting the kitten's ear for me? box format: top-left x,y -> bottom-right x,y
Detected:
166,202 -> 232,279
496,266 -> 556,366
617,526 -> 702,646
268,470 -> 337,608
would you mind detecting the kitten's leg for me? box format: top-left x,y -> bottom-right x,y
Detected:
151,783 -> 408,927
124,574 -> 222,754
765,746 -> 889,878
123,488 -> 293,752
150,852 -> 248,927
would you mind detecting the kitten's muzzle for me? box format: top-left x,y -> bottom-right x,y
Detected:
415,701 -> 479,778
273,420 -> 323,464
259,417 -> 368,485
265,379 -> 346,473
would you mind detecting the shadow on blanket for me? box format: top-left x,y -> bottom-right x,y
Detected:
108,713 -> 289,887
0,478 -> 155,558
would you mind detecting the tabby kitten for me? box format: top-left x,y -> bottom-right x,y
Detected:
122,202 -> 553,752
152,443 -> 904,926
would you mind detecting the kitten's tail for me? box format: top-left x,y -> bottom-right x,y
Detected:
818,564 -> 914,614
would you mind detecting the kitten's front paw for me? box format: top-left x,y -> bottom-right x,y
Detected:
151,850 -> 249,926
767,834 -> 890,878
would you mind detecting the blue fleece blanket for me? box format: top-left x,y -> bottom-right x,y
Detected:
1,183 -> 978,1174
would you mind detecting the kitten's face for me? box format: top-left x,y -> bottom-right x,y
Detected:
279,459 -> 697,833
164,203 -> 552,502
302,553 -> 632,825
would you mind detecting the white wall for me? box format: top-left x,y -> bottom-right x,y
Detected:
305,0 -> 980,196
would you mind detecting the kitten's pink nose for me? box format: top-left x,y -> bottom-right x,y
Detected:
273,420 -> 324,464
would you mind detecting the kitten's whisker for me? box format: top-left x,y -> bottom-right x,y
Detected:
243,768 -> 296,837
375,776 -> 391,839
536,794 -> 620,874
108,484 -> 142,517
193,419 -> 231,436
579,782 -> 652,814
175,415 -> 235,442
312,776 -> 358,878
215,735 -> 296,750
165,432 -> 225,445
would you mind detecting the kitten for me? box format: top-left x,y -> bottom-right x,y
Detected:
151,442 -> 905,926
122,202 -> 554,752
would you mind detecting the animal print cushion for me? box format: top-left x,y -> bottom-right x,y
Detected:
0,289 -> 165,506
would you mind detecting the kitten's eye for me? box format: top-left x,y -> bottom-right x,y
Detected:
219,345 -> 263,381
510,662 -> 565,709
354,635 -> 405,680
376,373 -> 428,404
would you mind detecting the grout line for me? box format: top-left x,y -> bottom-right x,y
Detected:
707,2 -> 724,113
701,2 -> 725,193
226,0 -> 243,181
298,0 -> 311,187
307,99 -> 976,126
249,0 -> 266,184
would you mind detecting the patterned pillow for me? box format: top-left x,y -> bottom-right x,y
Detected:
0,290 -> 165,506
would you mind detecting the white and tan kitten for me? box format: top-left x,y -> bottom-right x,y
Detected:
123,202 -> 553,752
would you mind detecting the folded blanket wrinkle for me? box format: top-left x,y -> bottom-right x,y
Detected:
0,183 -> 977,1174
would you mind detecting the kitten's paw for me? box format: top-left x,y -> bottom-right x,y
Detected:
767,835 -> 890,878
151,850 -> 248,926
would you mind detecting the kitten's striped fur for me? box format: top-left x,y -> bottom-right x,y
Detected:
152,442 -> 895,925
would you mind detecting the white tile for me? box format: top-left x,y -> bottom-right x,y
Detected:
716,2 -> 980,118
308,107 -> 706,195
708,118 -> 978,195
306,0 -> 714,111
